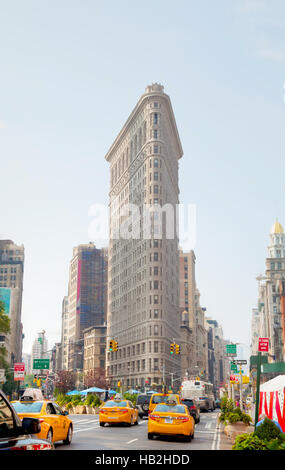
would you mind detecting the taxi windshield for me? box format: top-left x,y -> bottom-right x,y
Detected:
154,404 -> 186,414
12,401 -> 43,413
104,401 -> 127,407
152,395 -> 166,404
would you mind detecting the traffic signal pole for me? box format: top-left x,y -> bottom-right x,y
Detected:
254,351 -> 261,430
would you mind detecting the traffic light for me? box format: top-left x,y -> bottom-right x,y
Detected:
109,340 -> 118,351
170,343 -> 175,354
175,344 -> 180,355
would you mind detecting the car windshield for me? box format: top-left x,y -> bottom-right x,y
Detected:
104,401 -> 127,407
152,395 -> 166,404
12,401 -> 43,413
182,400 -> 194,406
154,405 -> 187,414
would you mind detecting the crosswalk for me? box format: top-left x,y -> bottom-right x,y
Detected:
71,416 -> 100,433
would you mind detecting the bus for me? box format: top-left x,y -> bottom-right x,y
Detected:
180,379 -> 215,411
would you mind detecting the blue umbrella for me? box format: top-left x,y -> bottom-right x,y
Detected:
66,390 -> 83,396
80,387 -> 107,394
108,390 -> 116,395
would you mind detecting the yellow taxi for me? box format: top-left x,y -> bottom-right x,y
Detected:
148,401 -> 195,441
11,397 -> 73,445
99,396 -> 139,426
148,393 -> 181,414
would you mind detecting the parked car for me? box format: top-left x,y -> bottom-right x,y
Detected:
181,398 -> 200,423
135,394 -> 151,418
0,390 -> 53,450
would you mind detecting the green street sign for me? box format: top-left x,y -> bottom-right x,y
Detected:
33,359 -> 49,370
226,344 -> 237,355
230,362 -> 238,372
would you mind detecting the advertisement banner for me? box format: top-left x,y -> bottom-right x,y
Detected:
0,287 -> 11,316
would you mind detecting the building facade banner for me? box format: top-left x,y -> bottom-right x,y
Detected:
0,287 -> 11,316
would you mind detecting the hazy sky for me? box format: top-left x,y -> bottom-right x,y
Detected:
1,0 -> 285,356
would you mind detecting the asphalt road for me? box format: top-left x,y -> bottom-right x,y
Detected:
55,410 -> 221,451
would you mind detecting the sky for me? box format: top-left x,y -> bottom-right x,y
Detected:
0,0 -> 285,357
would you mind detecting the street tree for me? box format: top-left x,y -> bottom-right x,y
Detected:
54,370 -> 77,394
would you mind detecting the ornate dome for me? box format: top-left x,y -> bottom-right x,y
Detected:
270,219 -> 284,234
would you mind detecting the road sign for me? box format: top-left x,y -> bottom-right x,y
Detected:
14,363 -> 25,381
230,362 -> 238,372
226,344 -> 237,356
33,359 -> 50,370
232,360 -> 247,365
258,338 -> 269,352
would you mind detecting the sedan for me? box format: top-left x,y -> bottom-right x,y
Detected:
11,398 -> 73,445
148,403 -> 195,442
181,398 -> 200,423
99,399 -> 139,426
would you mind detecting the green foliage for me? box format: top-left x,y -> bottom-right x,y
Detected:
254,418 -> 281,441
71,394 -> 85,406
220,395 -> 228,413
84,394 -> 101,407
55,393 -> 72,407
233,423 -> 285,450
233,431 -> 285,450
123,392 -> 137,406
233,433 -> 268,450
219,401 -> 252,425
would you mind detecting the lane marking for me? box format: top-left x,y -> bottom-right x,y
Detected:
73,426 -> 100,433
127,438 -> 138,444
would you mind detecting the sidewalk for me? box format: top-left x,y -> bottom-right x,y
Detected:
217,405 -> 256,450
218,422 -> 232,450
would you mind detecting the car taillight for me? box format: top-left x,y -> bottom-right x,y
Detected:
149,414 -> 160,421
39,419 -> 45,423
190,406 -> 196,410
177,417 -> 190,422
121,409 -> 128,414
99,410 -> 106,413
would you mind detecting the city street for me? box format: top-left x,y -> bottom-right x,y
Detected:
55,410 -> 221,451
